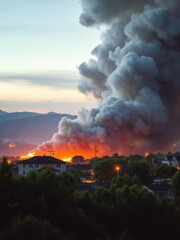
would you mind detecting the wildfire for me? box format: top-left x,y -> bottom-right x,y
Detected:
20,151 -> 73,163
20,152 -> 36,160
8,143 -> 16,148
62,157 -> 72,162
145,152 -> 149,157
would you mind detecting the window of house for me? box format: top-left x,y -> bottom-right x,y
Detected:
23,164 -> 25,168
35,164 -> 39,168
29,164 -> 33,168
23,170 -> 25,175
57,164 -> 61,168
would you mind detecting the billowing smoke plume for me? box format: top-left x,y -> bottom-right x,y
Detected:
35,0 -> 180,158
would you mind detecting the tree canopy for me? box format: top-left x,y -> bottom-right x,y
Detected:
0,157 -> 179,240
172,170 -> 180,207
126,160 -> 152,185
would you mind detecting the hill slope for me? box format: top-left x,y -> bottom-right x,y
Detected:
0,111 -> 76,156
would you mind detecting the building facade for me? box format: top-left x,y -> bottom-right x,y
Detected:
162,155 -> 180,168
17,156 -> 66,176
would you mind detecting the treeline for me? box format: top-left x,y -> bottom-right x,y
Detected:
0,158 -> 180,240
91,155 -> 177,184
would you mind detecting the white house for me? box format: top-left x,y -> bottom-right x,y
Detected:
17,156 -> 66,176
162,155 -> 179,168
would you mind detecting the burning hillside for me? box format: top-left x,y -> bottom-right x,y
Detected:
0,140 -> 36,157
22,0 -> 180,160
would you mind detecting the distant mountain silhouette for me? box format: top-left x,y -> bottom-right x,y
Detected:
0,110 -> 40,122
0,110 -> 7,116
0,111 -> 76,147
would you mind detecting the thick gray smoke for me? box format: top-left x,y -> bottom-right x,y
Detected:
35,0 -> 180,157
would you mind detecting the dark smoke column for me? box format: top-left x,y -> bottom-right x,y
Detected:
35,0 -> 180,158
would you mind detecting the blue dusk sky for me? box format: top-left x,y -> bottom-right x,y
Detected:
0,0 -> 101,114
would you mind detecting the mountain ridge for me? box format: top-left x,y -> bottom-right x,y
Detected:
0,111 -> 76,156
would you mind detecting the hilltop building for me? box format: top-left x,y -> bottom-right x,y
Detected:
17,156 -> 66,176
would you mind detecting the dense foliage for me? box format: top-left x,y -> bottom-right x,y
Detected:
91,155 -> 127,182
150,164 -> 177,180
172,170 -> 180,207
91,155 -> 152,184
0,158 -> 180,240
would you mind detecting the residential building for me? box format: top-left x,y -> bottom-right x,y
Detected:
17,156 -> 66,176
162,155 -> 180,168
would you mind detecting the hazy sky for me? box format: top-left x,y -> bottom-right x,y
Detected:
0,0 -> 101,114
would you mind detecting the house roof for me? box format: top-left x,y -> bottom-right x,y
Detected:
17,156 -> 66,165
165,155 -> 177,161
147,184 -> 171,192
167,155 -> 174,161
175,155 -> 180,161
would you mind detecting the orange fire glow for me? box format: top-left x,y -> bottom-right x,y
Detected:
115,165 -> 122,173
20,134 -> 114,163
54,148 -> 100,160
144,152 -> 149,157
8,143 -> 16,148
20,152 -> 36,160
82,179 -> 95,183
62,157 -> 72,162
7,159 -> 11,165
20,151 -> 73,163
115,166 -> 121,171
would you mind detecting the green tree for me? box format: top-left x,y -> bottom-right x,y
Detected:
126,160 -> 152,185
172,170 -> 180,207
111,175 -> 140,188
91,156 -> 127,182
1,215 -> 63,240
127,155 -> 145,161
150,164 -> 177,180
0,156 -> 12,180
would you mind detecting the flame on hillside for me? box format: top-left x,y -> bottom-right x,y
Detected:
20,151 -> 73,163
62,157 -> 72,162
20,152 -> 36,160
20,130 -> 120,162
8,143 -> 16,148
25,135 -> 110,162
